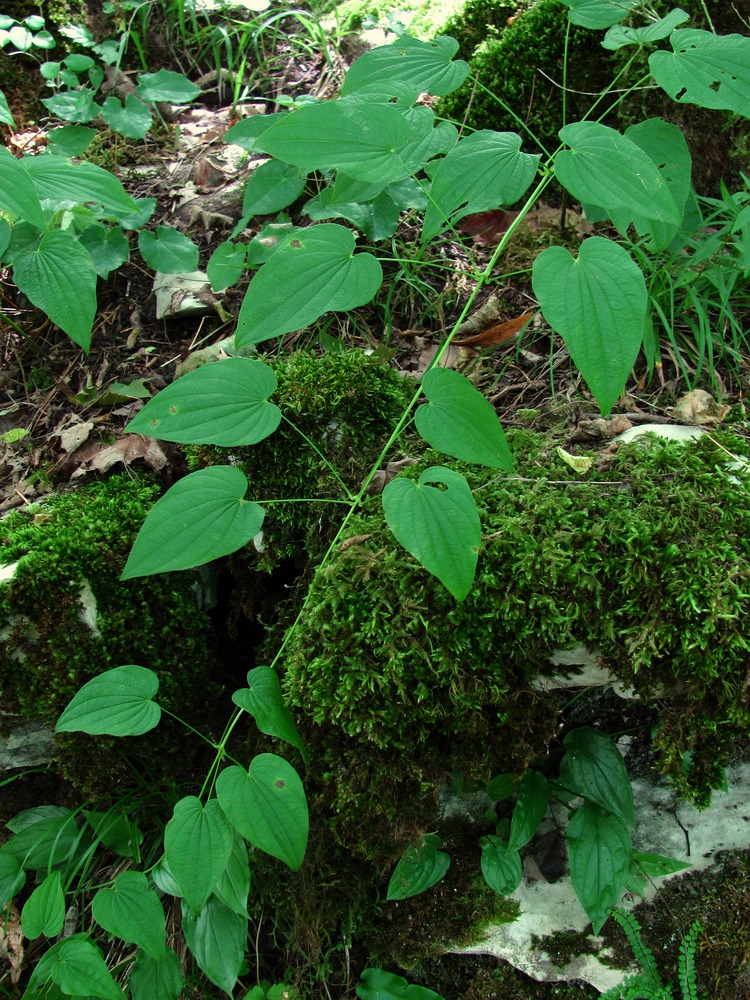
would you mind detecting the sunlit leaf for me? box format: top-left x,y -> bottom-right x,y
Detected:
415,367 -> 514,470
382,466 -> 480,601
649,29 -> 750,118
341,34 -> 469,97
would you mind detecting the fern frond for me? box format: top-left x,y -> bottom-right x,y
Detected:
600,973 -> 673,999
613,909 -> 664,988
677,920 -> 703,1000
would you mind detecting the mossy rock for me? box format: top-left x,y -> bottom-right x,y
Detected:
437,0 -> 749,196
190,349 -> 415,574
281,430 -> 750,810
0,474 -> 222,795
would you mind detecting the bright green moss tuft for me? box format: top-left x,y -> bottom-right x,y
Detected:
282,431 -> 750,807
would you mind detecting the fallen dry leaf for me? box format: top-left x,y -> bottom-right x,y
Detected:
454,310 -> 535,349
456,209 -> 518,244
57,420 -> 95,454
672,389 -> 731,425
0,902 -> 24,983
71,435 -> 168,478
570,415 -> 633,442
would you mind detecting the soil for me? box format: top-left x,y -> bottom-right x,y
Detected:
2,6 -> 750,999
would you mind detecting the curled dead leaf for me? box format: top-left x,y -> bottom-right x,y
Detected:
672,389 -> 731,425
71,435 -> 168,478
454,310 -> 535,349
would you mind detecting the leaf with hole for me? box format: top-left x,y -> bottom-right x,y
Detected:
415,367 -> 513,470
480,836 -> 522,895
387,834 -> 450,900
232,666 -> 306,761
422,131 -> 539,242
216,754 -> 308,870
92,871 -> 166,959
165,797 -> 232,915
532,237 -> 647,416
235,224 -> 382,346
649,30 -> 750,118
22,870 -> 65,939
121,466 -> 264,579
138,226 -> 199,273
127,358 -> 280,446
382,466 -> 480,601
12,230 -> 97,351
56,665 -> 161,736
342,34 -> 469,97
567,800 -> 631,933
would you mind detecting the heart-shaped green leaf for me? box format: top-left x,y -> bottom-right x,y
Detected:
56,665 -> 161,736
216,754 -> 308,870
232,666 -> 306,761
382,466 -> 480,601
207,240 -> 246,292
356,967 -> 445,1000
121,466 -> 264,579
136,69 -> 201,104
559,0 -> 638,29
138,226 -> 199,273
341,34 -> 469,97
212,831 -> 251,916
100,94 -> 152,139
602,8 -> 689,50
127,358 -> 280,446
50,938 -> 126,1000
78,224 -> 129,279
555,122 -> 680,227
22,156 -> 139,218
532,237 -> 647,416
92,871 -> 166,959
165,798 -> 232,915
423,130 -> 539,242
508,771 -> 548,853
387,834 -> 450,901
22,870 -> 65,939
416,368 -> 514,470
235,224 -> 382,346
561,727 -> 634,828
13,230 -> 97,351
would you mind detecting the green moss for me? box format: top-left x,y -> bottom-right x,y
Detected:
531,928 -> 599,969
281,430 -> 750,808
437,1 -> 610,159
190,350 -> 414,570
0,474 -> 222,795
